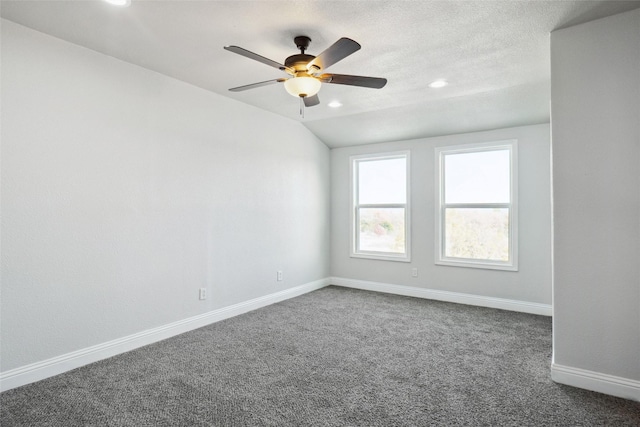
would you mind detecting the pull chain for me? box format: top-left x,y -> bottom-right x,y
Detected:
299,96 -> 305,118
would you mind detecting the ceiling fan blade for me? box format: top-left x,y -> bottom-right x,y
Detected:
303,94 -> 320,107
224,46 -> 293,74
306,38 -> 361,73
320,73 -> 387,89
228,78 -> 286,92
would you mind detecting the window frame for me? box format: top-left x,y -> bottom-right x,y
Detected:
350,151 -> 411,262
435,140 -> 518,271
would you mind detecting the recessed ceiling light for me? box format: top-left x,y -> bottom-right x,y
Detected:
428,79 -> 448,88
328,101 -> 343,108
103,0 -> 131,7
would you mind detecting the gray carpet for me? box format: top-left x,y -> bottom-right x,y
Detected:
1,286 -> 639,426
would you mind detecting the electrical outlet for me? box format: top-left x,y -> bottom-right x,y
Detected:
277,270 -> 283,281
411,268 -> 418,278
199,288 -> 207,300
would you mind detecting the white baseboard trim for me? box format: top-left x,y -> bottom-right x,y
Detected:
0,278 -> 330,393
330,277 -> 552,316
551,363 -> 640,402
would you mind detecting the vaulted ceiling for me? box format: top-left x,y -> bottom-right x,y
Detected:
2,0 -> 639,147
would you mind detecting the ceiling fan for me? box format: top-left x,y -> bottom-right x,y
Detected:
224,36 -> 387,115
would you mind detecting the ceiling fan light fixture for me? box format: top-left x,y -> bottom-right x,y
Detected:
284,76 -> 321,98
225,36 -> 386,109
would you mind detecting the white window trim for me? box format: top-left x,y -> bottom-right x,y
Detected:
350,151 -> 411,262
435,140 -> 518,271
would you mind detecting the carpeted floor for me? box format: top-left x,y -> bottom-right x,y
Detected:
1,286 -> 639,426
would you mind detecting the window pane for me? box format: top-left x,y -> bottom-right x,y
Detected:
444,208 -> 509,261
358,207 -> 405,254
444,149 -> 510,204
358,158 -> 406,204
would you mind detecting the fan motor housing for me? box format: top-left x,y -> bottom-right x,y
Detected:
285,54 -> 316,74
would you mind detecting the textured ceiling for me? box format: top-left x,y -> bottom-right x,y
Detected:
2,0 -> 640,148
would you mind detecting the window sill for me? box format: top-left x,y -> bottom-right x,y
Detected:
436,259 -> 518,271
351,253 -> 411,263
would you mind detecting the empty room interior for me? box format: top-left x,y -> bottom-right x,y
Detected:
1,0 -> 639,425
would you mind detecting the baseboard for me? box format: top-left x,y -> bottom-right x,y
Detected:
551,363 -> 640,402
0,278 -> 330,393
330,277 -> 552,316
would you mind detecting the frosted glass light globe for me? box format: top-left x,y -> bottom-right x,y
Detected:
284,77 -> 321,98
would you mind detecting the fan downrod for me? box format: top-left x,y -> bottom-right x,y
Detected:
294,36 -> 311,54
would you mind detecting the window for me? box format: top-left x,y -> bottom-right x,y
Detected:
435,141 -> 517,270
351,152 -> 410,261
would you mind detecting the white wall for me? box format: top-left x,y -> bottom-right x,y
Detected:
0,20 -> 330,373
550,9 -> 640,397
331,124 -> 552,306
